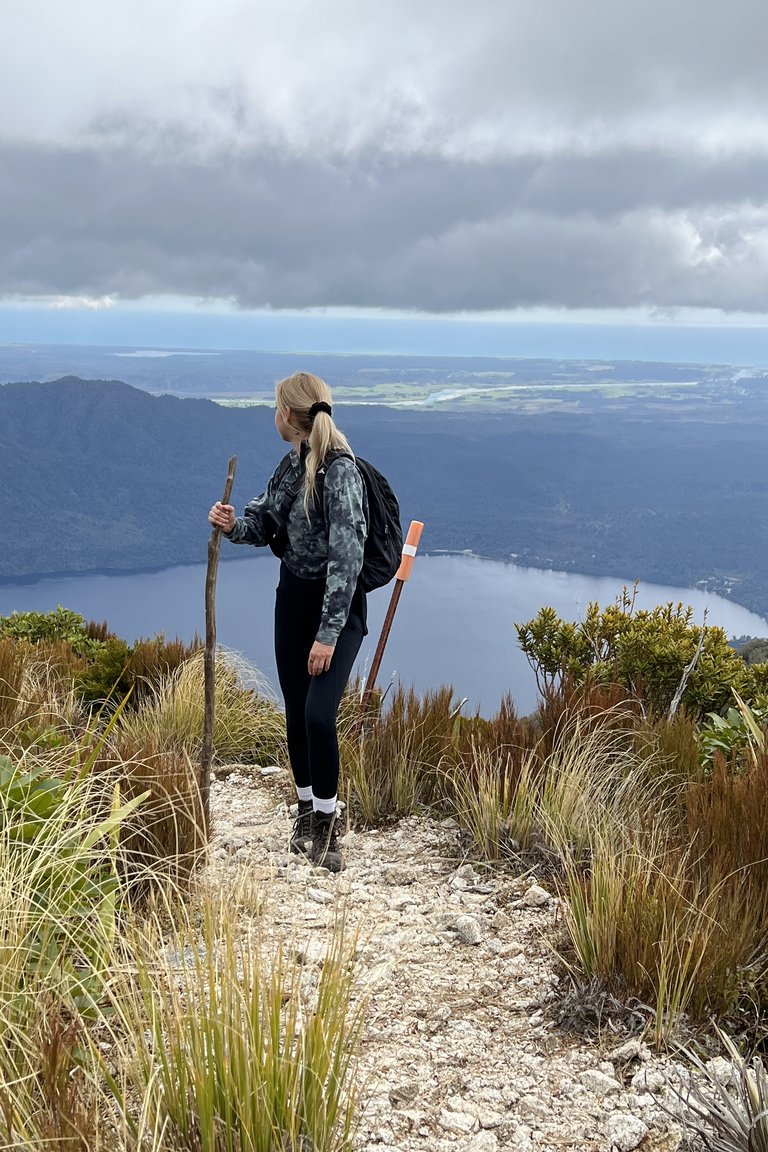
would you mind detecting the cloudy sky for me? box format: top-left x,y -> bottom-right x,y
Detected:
3,0 -> 768,350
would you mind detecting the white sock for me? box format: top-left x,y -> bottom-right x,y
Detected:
296,786 -> 313,804
313,794 -> 337,815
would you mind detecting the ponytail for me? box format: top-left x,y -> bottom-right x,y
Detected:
274,372 -> 353,517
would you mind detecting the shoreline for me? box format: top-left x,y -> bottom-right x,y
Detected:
1,551 -> 766,632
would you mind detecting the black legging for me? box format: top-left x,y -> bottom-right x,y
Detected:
274,562 -> 366,801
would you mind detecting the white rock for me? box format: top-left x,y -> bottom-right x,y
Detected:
522,884 -> 550,907
517,1094 -> 550,1120
308,887 -> 334,904
454,914 -> 483,945
259,765 -> 281,776
580,1069 -> 621,1096
623,1092 -> 655,1112
608,1038 -> 643,1064
465,1131 -> 500,1152
438,1108 -> 479,1135
387,1081 -> 419,1106
631,1067 -> 666,1093
605,1112 -> 649,1151
501,954 -> 526,977
706,1056 -> 735,1086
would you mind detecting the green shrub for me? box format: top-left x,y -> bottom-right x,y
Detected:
0,607 -> 99,657
516,586 -> 750,716
76,633 -> 202,708
75,635 -> 133,704
1,608 -> 202,711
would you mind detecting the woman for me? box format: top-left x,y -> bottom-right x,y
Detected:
208,372 -> 367,872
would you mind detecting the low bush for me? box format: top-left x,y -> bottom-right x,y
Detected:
516,587 -> 753,717
0,606 -> 99,656
76,632 -> 202,707
0,606 -> 203,711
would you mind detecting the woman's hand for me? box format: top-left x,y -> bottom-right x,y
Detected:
209,502 -> 236,533
308,640 -> 335,676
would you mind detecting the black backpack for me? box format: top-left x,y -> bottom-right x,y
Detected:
266,450 -> 403,592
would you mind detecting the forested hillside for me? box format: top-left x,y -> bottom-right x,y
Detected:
2,376 -> 768,618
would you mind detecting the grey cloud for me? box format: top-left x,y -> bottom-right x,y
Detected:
2,139 -> 768,312
4,0 -> 768,318
4,0 -> 768,159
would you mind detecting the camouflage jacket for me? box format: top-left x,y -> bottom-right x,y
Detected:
226,445 -> 367,644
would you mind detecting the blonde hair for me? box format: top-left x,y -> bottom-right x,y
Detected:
274,372 -> 353,516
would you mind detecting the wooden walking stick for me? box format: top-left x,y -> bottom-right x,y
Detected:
201,455 -> 237,836
358,520 -> 424,729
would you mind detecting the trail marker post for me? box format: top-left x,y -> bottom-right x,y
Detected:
202,455 -> 237,835
358,519 -> 424,731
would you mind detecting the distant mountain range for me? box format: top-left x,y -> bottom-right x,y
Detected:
2,375 -> 768,621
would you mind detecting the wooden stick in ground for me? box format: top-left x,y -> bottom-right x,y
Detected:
201,454 -> 237,835
358,520 -> 424,732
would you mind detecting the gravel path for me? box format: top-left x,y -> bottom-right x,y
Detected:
207,768 -> 694,1152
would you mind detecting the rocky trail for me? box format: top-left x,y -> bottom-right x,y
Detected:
206,768 -> 701,1152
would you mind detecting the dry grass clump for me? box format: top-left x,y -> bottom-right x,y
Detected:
449,746 -> 525,860
0,746 -> 147,1150
452,705 -> 660,863
341,685 -> 463,824
0,639 -> 84,749
117,647 -> 285,765
98,734 -> 206,897
557,829 -> 768,1045
548,706 -> 768,1041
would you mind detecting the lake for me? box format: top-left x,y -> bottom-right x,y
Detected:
1,554 -> 766,716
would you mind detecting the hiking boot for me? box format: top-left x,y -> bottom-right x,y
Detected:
311,810 -> 344,873
289,801 -> 314,858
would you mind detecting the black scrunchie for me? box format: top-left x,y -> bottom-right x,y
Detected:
309,401 -> 332,420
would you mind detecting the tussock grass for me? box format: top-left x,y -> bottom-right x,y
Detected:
0,640 -> 83,749
0,746 -> 146,1150
103,896 -> 363,1152
0,734 -> 364,1150
100,735 -> 207,896
341,685 -> 462,824
449,746 -> 524,860
552,739 -> 768,1040
536,709 -> 661,853
450,705 -> 659,861
117,648 -> 285,764
556,831 -> 747,1042
342,683 -> 536,827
